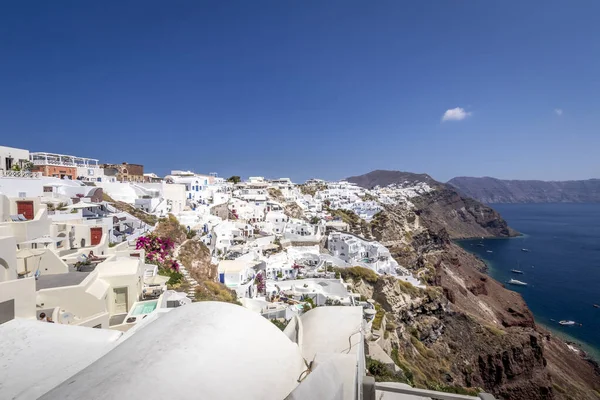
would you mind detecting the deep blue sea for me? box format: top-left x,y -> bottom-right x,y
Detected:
458,203 -> 600,360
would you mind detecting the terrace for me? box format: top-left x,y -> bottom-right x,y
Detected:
30,152 -> 100,168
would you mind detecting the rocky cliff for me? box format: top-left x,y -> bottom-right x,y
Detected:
411,188 -> 519,239
359,201 -> 600,398
448,176 -> 600,204
348,170 -> 519,239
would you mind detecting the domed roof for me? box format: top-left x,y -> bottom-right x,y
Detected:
41,302 -> 306,400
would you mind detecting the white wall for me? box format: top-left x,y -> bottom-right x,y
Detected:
0,277 -> 37,319
0,235 -> 17,282
36,272 -> 108,325
162,183 -> 186,214
36,249 -> 69,275
0,146 -> 30,172
76,166 -> 105,182
0,199 -> 51,242
96,182 -> 138,203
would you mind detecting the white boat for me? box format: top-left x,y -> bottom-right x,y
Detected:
510,269 -> 524,274
486,250 -> 493,253
521,248 -> 530,252
559,320 -> 576,326
507,279 -> 527,286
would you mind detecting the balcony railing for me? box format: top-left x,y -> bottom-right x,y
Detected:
0,170 -> 42,178
31,159 -> 99,168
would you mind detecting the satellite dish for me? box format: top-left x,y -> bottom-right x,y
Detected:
60,312 -> 75,324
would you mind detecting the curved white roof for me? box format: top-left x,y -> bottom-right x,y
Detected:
41,302 -> 305,400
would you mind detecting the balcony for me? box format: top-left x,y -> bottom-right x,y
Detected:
30,152 -> 100,169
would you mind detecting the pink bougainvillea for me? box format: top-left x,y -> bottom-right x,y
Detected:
136,234 -> 179,272
254,272 -> 265,293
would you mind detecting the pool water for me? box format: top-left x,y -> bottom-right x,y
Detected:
130,300 -> 158,316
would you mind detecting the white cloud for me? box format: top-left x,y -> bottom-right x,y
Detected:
554,108 -> 563,116
442,107 -> 472,122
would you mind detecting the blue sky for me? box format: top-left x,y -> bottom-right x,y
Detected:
1,1 -> 599,182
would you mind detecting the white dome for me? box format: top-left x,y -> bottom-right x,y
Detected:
41,302 -> 306,400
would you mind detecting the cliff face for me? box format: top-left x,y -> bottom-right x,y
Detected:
448,176 -> 600,204
362,204 -> 600,399
411,187 -> 519,239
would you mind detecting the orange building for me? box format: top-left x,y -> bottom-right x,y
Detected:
32,164 -> 77,180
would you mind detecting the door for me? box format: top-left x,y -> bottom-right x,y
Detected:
90,227 -> 103,246
113,287 -> 128,314
16,201 -> 34,220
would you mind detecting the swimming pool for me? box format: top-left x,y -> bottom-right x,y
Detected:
130,300 -> 158,316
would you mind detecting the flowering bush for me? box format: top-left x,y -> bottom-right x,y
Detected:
254,272 -> 265,294
136,234 -> 179,272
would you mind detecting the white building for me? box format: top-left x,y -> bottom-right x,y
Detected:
0,145 -> 31,175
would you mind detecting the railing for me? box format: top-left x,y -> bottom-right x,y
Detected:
31,159 -> 100,168
0,170 -> 42,178
373,382 -> 496,400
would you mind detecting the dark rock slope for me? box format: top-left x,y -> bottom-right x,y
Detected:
448,176 -> 600,204
411,187 -> 519,239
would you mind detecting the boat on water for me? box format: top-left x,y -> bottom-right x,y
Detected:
594,304 -> 600,309
476,243 -> 484,247
559,320 -> 575,326
559,320 -> 582,326
486,250 -> 493,253
521,248 -> 530,252
511,269 -> 524,274
507,279 -> 527,286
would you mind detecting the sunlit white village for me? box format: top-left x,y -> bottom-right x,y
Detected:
0,145 -> 496,400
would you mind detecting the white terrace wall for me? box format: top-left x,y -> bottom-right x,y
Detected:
0,277 -> 36,319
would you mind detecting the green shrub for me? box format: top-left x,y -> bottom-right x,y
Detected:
372,304 -> 385,330
426,382 -> 480,396
271,319 -> 288,331
391,346 -> 414,384
336,266 -> 378,284
195,280 -> 239,304
410,336 -> 435,358
158,268 -> 183,285
366,358 -> 407,383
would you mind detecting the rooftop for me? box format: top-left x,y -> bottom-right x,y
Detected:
1,318 -> 122,400
35,271 -> 90,290
40,302 -> 305,400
